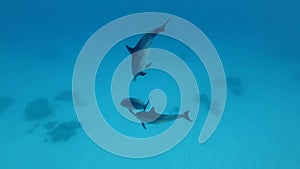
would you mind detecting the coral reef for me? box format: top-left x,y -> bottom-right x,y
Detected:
47,121 -> 81,143
54,90 -> 73,101
0,96 -> 14,114
24,98 -> 53,120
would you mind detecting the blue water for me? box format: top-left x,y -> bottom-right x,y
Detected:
1,0 -> 300,168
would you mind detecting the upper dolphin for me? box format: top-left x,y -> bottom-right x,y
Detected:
120,97 -> 150,111
126,19 -> 170,81
129,107 -> 191,129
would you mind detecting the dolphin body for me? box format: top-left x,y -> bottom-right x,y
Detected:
120,98 -> 150,111
129,107 -> 191,129
126,19 -> 170,81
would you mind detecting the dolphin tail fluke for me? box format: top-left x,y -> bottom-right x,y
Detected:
151,18 -> 171,33
126,45 -> 135,54
182,110 -> 192,121
161,18 -> 171,32
158,18 -> 171,32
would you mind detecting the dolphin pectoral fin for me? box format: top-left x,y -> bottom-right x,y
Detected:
140,71 -> 147,76
133,74 -> 139,81
145,63 -> 152,68
143,100 -> 150,111
134,71 -> 147,81
142,123 -> 147,129
126,45 -> 135,54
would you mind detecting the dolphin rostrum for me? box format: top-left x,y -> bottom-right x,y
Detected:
120,98 -> 150,111
126,19 -> 170,81
129,107 -> 191,129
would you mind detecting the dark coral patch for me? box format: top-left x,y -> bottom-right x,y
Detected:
47,121 -> 81,143
24,98 -> 53,120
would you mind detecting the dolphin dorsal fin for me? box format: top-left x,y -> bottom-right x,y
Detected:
126,45 -> 135,54
149,107 -> 155,113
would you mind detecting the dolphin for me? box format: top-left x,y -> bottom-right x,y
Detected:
126,19 -> 170,81
129,107 -> 191,129
121,98 -> 150,111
